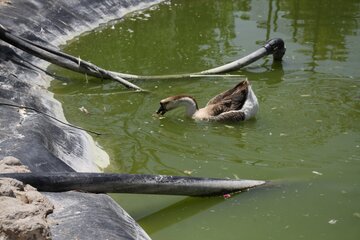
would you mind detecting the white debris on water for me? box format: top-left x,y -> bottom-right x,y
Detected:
183,170 -> 193,175
312,171 -> 323,176
328,219 -> 338,224
79,106 -> 89,114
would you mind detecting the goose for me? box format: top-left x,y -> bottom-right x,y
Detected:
156,80 -> 259,122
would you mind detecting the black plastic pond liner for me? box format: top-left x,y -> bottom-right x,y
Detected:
0,172 -> 266,196
44,191 -> 151,240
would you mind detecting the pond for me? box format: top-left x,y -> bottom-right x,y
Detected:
49,0 -> 360,239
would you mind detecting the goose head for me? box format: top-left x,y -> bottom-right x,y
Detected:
156,95 -> 199,117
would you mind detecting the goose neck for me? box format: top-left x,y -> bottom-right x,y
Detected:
178,97 -> 198,117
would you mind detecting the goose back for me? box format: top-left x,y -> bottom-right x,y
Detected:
205,80 -> 249,116
206,80 -> 249,110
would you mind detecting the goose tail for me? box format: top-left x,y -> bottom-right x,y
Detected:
242,83 -> 259,120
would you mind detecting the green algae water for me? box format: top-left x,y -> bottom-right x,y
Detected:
49,0 -> 360,239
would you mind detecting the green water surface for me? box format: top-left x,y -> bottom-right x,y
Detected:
50,0 -> 360,239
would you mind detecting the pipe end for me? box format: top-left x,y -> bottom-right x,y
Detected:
264,38 -> 286,61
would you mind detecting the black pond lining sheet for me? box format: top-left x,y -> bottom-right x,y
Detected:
0,102 -> 102,135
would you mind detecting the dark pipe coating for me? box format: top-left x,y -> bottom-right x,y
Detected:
0,172 -> 266,197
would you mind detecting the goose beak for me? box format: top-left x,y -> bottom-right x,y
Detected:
156,104 -> 167,115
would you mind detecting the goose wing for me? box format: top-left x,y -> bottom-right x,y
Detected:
206,80 -> 249,111
210,84 -> 259,122
209,110 -> 246,122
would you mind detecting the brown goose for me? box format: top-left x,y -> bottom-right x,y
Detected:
156,80 -> 259,122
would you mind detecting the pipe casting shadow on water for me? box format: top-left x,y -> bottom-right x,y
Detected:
0,24 -> 285,91
137,184 -> 269,235
0,172 -> 267,197
138,197 -> 223,235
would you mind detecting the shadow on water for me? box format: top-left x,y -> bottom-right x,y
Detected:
137,181 -> 285,235
137,196 -> 223,234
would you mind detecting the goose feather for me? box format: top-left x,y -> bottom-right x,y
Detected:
156,80 -> 259,122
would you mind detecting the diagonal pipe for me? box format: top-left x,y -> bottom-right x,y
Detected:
109,38 -> 286,80
0,24 -> 144,91
1,24 -> 285,84
0,172 -> 266,197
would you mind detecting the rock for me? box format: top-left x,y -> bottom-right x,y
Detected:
0,162 -> 54,239
0,156 -> 30,173
0,0 -> 11,6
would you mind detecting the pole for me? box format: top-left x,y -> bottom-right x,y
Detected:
0,24 -> 285,83
0,172 -> 266,196
0,24 -> 144,91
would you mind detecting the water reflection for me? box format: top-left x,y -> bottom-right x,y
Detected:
114,0 -> 258,74
279,0 -> 359,62
138,196 -> 222,234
